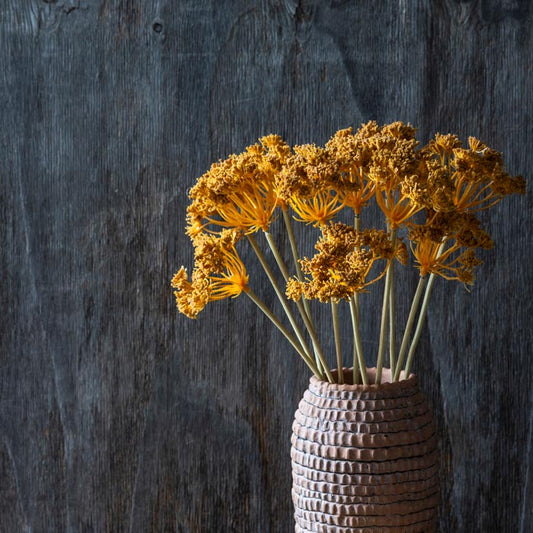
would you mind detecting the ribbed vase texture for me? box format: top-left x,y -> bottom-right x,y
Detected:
291,368 -> 439,532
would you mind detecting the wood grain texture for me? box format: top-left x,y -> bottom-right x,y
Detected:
1,1 -> 531,531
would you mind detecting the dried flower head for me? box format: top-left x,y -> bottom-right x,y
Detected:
409,211 -> 491,283
172,233 -> 248,318
325,126 -> 375,215
187,135 -> 291,235
421,134 -> 526,215
276,143 -> 339,201
289,190 -> 344,226
286,223 -> 399,303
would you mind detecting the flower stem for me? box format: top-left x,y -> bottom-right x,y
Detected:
247,234 -> 317,371
281,208 -> 322,370
248,233 -> 333,382
263,230 -> 332,382
388,258 -> 396,376
402,241 -> 445,377
331,300 -> 343,383
375,229 -> 397,384
352,214 -> 362,383
264,231 -> 291,281
393,275 -> 427,382
349,296 -> 368,385
403,272 -> 437,377
353,214 -> 361,324
282,209 -> 320,354
246,289 -> 320,377
282,208 -> 321,371
282,209 -> 305,281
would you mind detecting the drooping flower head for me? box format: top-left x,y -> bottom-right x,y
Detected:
171,230 -> 249,318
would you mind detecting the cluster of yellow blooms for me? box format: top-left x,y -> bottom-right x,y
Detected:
286,225 -> 405,303
175,122 -> 523,315
172,121 -> 524,382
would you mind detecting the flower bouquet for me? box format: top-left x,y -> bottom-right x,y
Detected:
171,121 -> 524,531
172,121 -> 524,386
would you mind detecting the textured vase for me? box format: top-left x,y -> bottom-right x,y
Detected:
291,367 -> 439,532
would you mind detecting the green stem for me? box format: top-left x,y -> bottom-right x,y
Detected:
349,296 -> 368,385
403,272 -> 437,377
352,214 -> 362,383
352,295 -> 360,383
353,214 -> 361,326
331,300 -> 343,384
389,258 -> 396,376
393,276 -> 427,382
354,213 -> 361,231
282,209 -> 305,281
263,230 -> 332,382
375,229 -> 397,384
264,231 -> 291,281
247,235 -> 334,383
246,289 -> 320,377
402,241 -> 446,377
247,234 -> 320,377
297,302 -> 333,382
281,210 -> 323,375
282,209 -> 320,369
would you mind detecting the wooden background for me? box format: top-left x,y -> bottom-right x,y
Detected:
1,1 -> 532,531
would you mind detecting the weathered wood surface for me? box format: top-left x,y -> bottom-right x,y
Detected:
1,1 -> 532,531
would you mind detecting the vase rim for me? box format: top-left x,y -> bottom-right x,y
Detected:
310,367 -> 417,392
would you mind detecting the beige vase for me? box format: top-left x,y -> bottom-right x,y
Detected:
291,367 -> 439,532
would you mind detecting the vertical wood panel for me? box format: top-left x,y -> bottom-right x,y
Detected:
1,1 -> 531,531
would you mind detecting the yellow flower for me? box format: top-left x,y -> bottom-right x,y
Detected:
185,213 -> 206,240
324,127 -> 376,215
171,246 -> 249,318
187,136 -> 291,234
208,247 -> 249,300
286,223 -> 396,303
366,132 -> 419,190
375,187 -> 425,229
411,238 -> 445,278
421,134 -> 526,214
207,180 -> 277,234
342,121 -> 423,228
412,236 -> 483,284
452,141 -> 526,211
275,144 -> 339,205
409,208 -> 492,284
193,229 -> 241,273
338,174 -> 375,216
171,267 -> 210,319
426,133 -> 462,158
289,190 -> 344,226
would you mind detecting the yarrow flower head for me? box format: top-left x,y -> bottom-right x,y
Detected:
325,126 -> 376,215
275,143 -> 343,226
187,135 -> 291,236
286,222 -> 405,303
409,211 -> 493,283
421,134 -> 526,214
171,230 -> 248,318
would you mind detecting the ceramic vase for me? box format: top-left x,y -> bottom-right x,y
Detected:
291,367 -> 439,532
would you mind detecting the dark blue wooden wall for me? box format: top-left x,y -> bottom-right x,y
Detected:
1,1 -> 532,531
